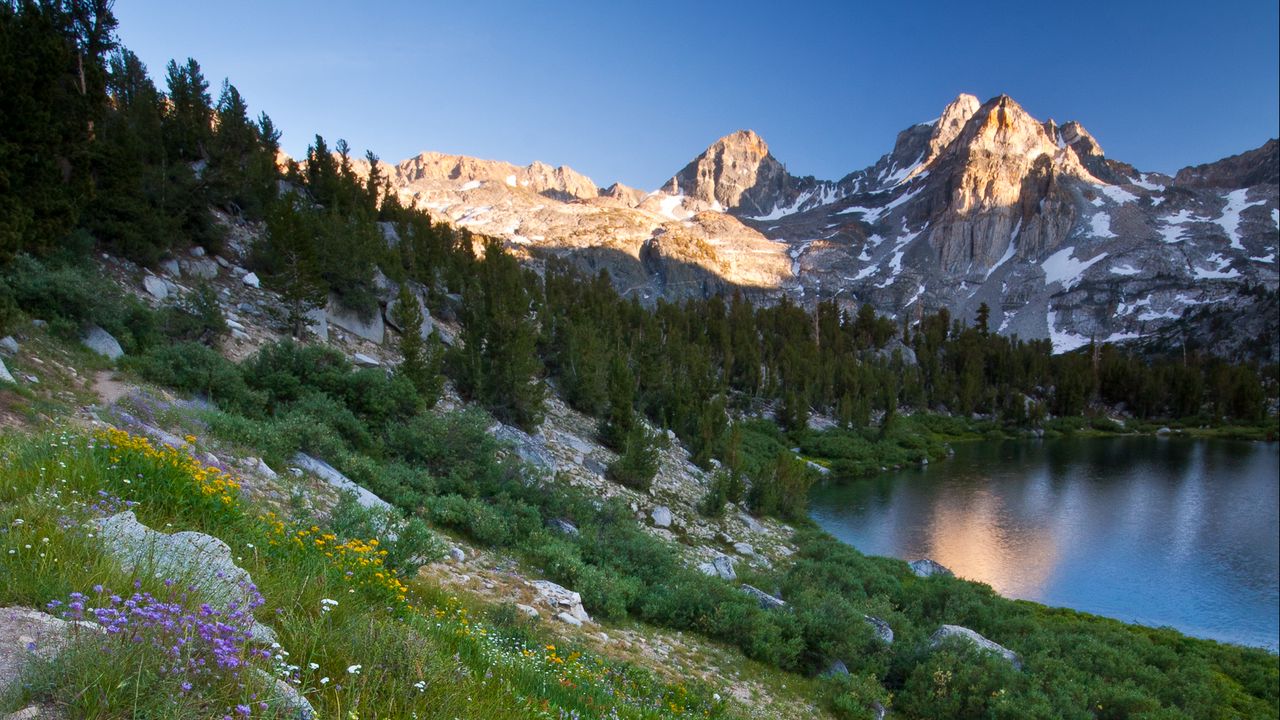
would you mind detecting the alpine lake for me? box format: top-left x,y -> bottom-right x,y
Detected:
808,436 -> 1280,651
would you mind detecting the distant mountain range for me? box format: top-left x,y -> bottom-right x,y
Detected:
361,94 -> 1279,355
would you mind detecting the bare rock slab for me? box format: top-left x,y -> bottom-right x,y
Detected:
909,558 -> 954,578
81,325 -> 123,360
292,453 -> 391,513
930,624 -> 1022,670
529,580 -> 591,623
89,512 -> 277,644
0,607 -> 101,694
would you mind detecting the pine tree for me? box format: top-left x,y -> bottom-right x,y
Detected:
257,196 -> 326,338
392,284 -> 443,405
163,58 -> 212,161
600,355 -> 635,450
607,422 -> 659,492
448,239 -> 545,430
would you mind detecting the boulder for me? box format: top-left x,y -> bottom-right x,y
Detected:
515,604 -> 540,619
448,547 -> 466,563
304,308 -> 328,341
352,353 -> 381,368
0,606 -> 101,694
142,275 -> 169,300
650,506 -> 673,528
81,325 -> 123,360
247,457 -> 278,481
0,336 -> 17,355
189,246 -> 206,257
88,512 -> 276,644
821,659 -> 849,677
2,702 -> 54,717
0,359 -> 13,385
180,257 -> 219,280
252,669 -> 316,719
159,259 -> 181,278
556,611 -> 583,627
740,584 -> 786,611
698,554 -> 736,581
930,625 -> 1022,670
737,512 -> 766,534
292,453 -> 391,513
383,286 -> 435,338
242,272 -> 260,288
733,542 -> 755,556
378,221 -> 400,247
864,615 -> 894,644
326,295 -> 384,344
492,423 -> 555,470
909,558 -> 954,578
875,338 -> 918,366
547,518 -> 579,537
529,580 -> 591,623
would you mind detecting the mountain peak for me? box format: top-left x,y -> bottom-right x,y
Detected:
661,129 -> 792,215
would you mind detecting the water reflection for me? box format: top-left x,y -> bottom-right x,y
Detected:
809,437 -> 1280,649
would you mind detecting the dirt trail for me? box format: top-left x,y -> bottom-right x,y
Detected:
92,370 -> 131,406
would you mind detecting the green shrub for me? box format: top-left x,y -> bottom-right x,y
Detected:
128,342 -> 254,409
158,283 -> 226,344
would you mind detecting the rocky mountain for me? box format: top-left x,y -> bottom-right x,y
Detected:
379,94 -> 1279,356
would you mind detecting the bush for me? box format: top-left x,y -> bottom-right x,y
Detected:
158,283 -> 226,344
128,342 -> 254,409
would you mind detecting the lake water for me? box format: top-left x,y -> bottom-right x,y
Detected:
808,437 -> 1280,650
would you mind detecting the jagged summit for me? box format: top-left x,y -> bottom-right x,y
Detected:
659,129 -> 797,216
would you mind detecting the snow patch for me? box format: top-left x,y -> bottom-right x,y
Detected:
1191,253 -> 1239,280
1041,247 -> 1107,290
1047,310 -> 1091,354
1103,331 -> 1141,344
657,194 -> 687,220
1090,212 -> 1116,238
748,190 -> 816,221
1157,209 -> 1198,244
1131,174 -> 1164,192
1216,188 -> 1265,250
459,180 -> 483,191
874,229 -> 922,288
505,174 -> 517,187
1110,263 -> 1140,276
1096,184 -> 1139,205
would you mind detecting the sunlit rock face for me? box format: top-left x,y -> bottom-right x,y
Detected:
370,94 -> 1278,358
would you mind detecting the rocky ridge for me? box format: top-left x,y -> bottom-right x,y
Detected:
374,94 -> 1278,356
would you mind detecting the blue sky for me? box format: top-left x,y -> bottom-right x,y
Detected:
114,0 -> 1279,190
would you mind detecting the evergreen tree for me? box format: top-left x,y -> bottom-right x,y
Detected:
600,355 -> 635,450
391,284 -> 442,405
607,422 -> 659,492
448,239 -> 545,430
256,196 -> 326,338
163,58 -> 212,161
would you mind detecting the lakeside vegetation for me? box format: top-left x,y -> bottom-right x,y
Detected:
1,2 -> 1278,718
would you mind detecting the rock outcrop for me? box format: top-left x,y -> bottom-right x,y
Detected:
930,624 -> 1023,670
909,558 -> 954,578
88,512 -> 277,643
529,580 -> 591,624
81,325 -> 124,360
